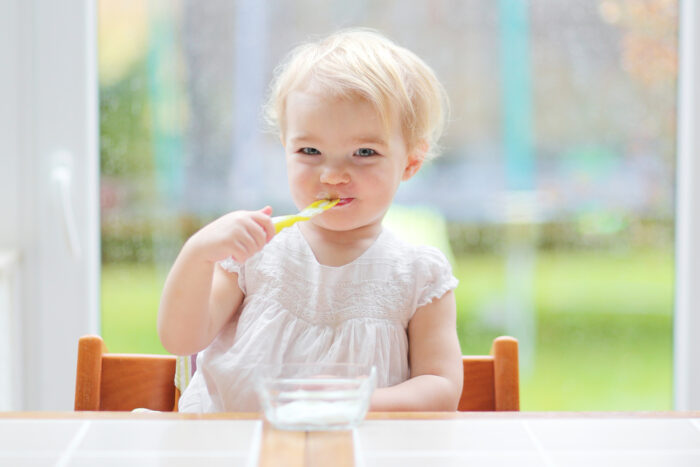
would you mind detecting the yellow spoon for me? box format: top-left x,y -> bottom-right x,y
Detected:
273,199 -> 341,233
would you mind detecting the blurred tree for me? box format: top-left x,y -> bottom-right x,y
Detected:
100,60 -> 153,178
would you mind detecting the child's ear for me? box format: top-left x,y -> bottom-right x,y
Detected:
402,141 -> 428,181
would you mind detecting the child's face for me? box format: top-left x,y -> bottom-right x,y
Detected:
282,89 -> 422,234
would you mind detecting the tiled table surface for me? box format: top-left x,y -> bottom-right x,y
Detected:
1,412 -> 699,466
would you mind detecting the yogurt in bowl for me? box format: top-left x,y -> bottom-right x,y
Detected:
254,363 -> 376,431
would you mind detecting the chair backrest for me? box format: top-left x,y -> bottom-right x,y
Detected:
74,335 -> 179,411
75,334 -> 519,412
459,336 -> 520,411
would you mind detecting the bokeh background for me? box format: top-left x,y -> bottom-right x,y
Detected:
98,0 -> 678,410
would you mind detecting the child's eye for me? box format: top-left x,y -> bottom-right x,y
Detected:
354,148 -> 377,157
300,147 -> 321,155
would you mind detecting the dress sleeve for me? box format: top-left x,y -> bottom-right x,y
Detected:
217,256 -> 246,294
415,247 -> 459,309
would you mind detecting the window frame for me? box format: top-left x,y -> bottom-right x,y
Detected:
0,0 -> 99,410
674,0 -> 700,410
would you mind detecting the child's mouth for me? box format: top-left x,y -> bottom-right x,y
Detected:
335,198 -> 353,206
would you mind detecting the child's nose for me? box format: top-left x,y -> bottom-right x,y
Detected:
319,164 -> 350,185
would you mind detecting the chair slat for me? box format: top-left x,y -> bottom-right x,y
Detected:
459,356 -> 495,411
100,354 -> 177,411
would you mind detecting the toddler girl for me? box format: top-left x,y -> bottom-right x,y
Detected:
158,29 -> 463,412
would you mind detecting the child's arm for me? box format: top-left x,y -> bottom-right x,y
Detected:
369,290 -> 463,411
157,207 -> 275,356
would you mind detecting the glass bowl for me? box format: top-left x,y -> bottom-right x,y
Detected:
254,363 -> 377,431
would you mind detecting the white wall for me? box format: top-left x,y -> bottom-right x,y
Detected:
0,0 -> 20,244
0,0 -> 24,411
0,0 -> 99,410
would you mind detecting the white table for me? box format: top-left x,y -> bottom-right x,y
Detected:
1,412 -> 699,466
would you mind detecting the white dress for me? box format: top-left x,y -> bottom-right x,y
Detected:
178,224 -> 458,413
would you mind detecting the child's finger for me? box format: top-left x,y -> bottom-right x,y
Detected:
233,231 -> 261,261
262,217 -> 276,241
247,221 -> 269,250
253,208 -> 276,241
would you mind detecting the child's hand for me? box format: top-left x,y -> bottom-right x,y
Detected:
189,206 -> 275,264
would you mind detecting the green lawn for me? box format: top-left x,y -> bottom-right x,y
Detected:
101,248 -> 673,411
454,249 -> 673,411
101,263 -> 168,355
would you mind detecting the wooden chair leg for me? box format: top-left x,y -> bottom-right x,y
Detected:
492,336 -> 520,411
74,335 -> 107,411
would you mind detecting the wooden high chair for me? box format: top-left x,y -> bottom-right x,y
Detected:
74,334 -> 519,412
459,336 -> 519,411
74,335 -> 180,411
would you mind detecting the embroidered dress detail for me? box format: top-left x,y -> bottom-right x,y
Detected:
179,224 -> 458,413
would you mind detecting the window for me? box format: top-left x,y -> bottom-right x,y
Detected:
98,0 -> 678,410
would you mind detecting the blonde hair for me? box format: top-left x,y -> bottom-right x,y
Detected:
264,28 -> 449,160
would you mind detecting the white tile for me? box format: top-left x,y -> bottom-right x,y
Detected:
361,452 -> 546,467
0,455 -> 59,467
691,419 -> 700,431
525,419 -> 700,451
549,451 -> 700,467
67,454 -> 250,467
0,420 -> 85,452
75,419 -> 259,453
357,419 -> 536,452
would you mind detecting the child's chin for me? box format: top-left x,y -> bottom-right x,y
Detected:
313,218 -> 358,232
